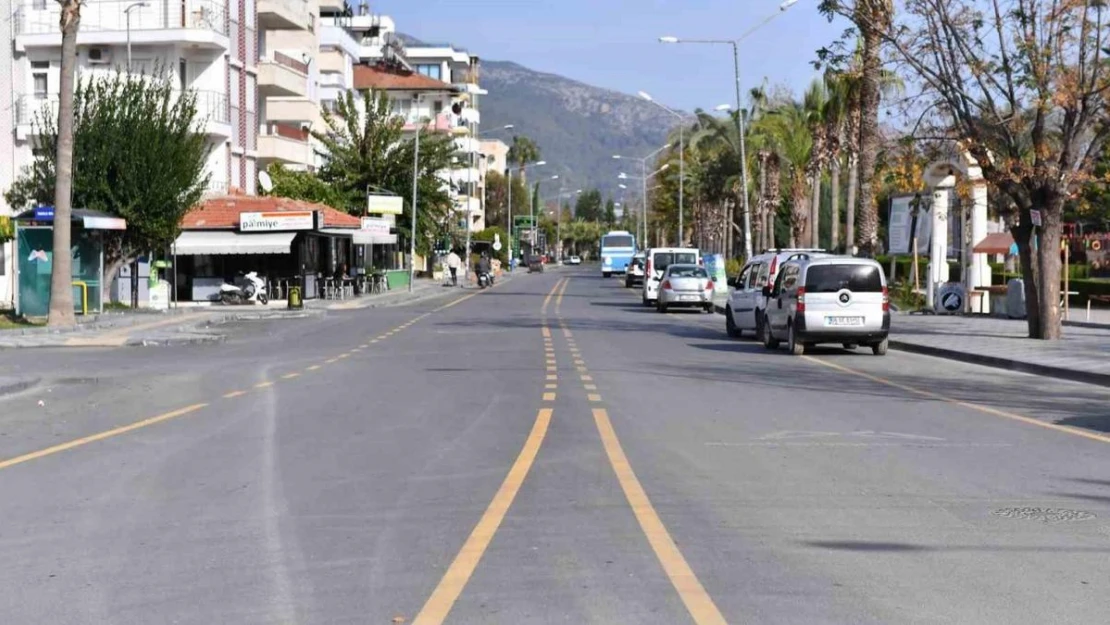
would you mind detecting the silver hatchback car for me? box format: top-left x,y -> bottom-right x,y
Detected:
656,264 -> 716,313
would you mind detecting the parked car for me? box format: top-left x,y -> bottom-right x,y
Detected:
642,247 -> 701,306
567,255 -> 582,265
624,252 -> 646,288
656,264 -> 715,313
724,248 -> 832,339
761,256 -> 890,356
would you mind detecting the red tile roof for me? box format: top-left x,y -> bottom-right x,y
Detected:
973,231 -> 1016,255
183,195 -> 361,230
353,64 -> 459,91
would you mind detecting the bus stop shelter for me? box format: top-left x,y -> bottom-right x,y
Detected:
12,206 -> 127,317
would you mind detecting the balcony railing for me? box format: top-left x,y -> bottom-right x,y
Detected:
17,90 -> 228,128
15,0 -> 229,37
193,89 -> 229,124
273,50 -> 309,74
265,122 -> 309,142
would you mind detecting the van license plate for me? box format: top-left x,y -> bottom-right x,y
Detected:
826,316 -> 864,327
679,295 -> 700,302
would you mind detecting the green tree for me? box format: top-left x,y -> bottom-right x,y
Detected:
314,90 -> 457,256
575,189 -> 603,222
6,71 -> 210,300
483,170 -> 529,230
506,135 -> 541,183
265,163 -> 346,210
604,198 -> 617,228
761,100 -> 814,247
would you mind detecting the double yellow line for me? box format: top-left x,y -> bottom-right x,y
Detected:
413,276 -> 728,625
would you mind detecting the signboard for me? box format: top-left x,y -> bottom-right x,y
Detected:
33,206 -> 54,220
367,195 -> 404,215
704,254 -> 727,285
1030,209 -> 1043,227
936,282 -> 966,314
360,217 -> 391,236
239,211 -> 316,232
888,195 -> 933,255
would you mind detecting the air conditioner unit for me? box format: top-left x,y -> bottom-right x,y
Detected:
87,47 -> 110,64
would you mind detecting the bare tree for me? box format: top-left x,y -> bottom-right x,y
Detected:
47,0 -> 81,326
885,0 -> 1110,340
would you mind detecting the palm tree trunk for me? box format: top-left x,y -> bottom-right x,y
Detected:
856,24 -> 883,256
48,0 -> 81,326
845,153 -> 858,252
810,175 -> 821,248
830,158 -> 841,252
790,171 -> 809,249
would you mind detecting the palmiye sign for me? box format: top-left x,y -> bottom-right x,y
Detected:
239,211 -> 317,232
367,195 -> 403,215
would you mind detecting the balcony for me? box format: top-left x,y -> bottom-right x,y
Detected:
320,23 -> 360,59
258,52 -> 308,97
257,122 -> 313,166
203,177 -> 229,198
194,90 -> 230,137
14,0 -> 229,51
318,49 -> 346,73
318,0 -> 344,11
266,98 -> 318,123
258,0 -> 310,30
14,95 -> 57,140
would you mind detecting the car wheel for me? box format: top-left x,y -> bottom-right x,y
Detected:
872,339 -> 889,356
762,315 -> 780,350
788,322 -> 805,356
657,301 -> 668,313
603,272 -> 611,278
842,343 -> 858,350
642,296 -> 651,307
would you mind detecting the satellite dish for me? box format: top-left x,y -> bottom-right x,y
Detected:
258,170 -> 274,194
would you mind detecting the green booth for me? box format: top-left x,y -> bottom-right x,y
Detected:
13,207 -> 127,317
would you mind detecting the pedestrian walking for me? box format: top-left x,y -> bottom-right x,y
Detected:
446,250 -> 461,286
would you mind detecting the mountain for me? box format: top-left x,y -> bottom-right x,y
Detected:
397,34 -> 677,202
478,60 -> 677,201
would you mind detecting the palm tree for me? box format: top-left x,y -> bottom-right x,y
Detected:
48,0 -> 82,326
761,102 -> 813,247
803,79 -> 829,248
854,0 -> 895,256
506,135 -> 540,184
822,74 -> 850,252
691,109 -> 743,255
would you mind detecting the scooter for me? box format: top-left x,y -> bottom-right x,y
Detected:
220,271 -> 269,305
477,271 -> 493,289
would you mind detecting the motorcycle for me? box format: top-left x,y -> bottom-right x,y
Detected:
220,271 -> 269,305
477,271 -> 492,289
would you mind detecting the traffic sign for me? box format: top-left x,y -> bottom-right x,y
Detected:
1030,209 -> 1042,227
492,241 -> 503,251
936,282 -> 966,314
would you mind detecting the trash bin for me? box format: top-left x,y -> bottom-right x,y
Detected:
288,286 -> 303,310
1005,278 -> 1026,319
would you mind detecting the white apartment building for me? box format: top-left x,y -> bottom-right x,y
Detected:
257,0 -> 318,172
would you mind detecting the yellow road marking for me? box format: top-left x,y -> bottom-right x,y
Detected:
805,356 -> 1110,446
0,403 -> 209,471
547,366 -> 557,373
435,291 -> 480,311
574,359 -> 586,366
581,375 -> 593,381
545,383 -> 558,389
282,373 -> 301,379
360,343 -> 369,348
306,365 -> 321,371
546,359 -> 556,365
371,339 -> 380,344
255,381 -> 274,389
326,358 -> 338,363
584,384 -> 597,391
223,390 -> 246,398
577,366 -> 588,373
542,327 -> 552,338
543,392 -> 557,401
541,279 -> 564,314
411,408 -> 554,625
592,408 -> 727,625
546,374 -> 558,381
562,327 -> 573,338
588,393 -> 602,402
555,277 -> 570,312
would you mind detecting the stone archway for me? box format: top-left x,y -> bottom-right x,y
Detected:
921,145 -> 991,313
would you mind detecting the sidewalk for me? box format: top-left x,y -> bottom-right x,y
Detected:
324,277 -> 453,311
889,313 -> 1110,386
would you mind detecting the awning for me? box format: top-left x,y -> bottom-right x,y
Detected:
172,231 -> 296,255
353,232 -> 397,245
973,232 -> 1015,255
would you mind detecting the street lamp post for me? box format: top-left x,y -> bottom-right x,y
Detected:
511,160 -> 546,262
638,91 -> 684,246
616,161 -> 670,249
660,0 -> 798,258
409,122 -> 423,293
613,142 -> 670,248
466,124 -> 513,275
125,1 -> 149,72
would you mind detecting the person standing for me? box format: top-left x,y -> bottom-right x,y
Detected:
445,250 -> 461,286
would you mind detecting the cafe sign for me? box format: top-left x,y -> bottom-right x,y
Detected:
360,217 -> 391,236
240,211 -> 316,232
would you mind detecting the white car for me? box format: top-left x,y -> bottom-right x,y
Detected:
656,264 -> 715,313
642,247 -> 700,306
762,256 -> 890,355
567,255 -> 582,265
725,248 -> 831,339
624,252 -> 646,288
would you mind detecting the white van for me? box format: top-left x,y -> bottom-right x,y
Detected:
641,247 -> 700,306
725,248 -> 831,339
762,256 -> 890,355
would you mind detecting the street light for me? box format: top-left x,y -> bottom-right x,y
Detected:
125,1 -> 150,72
614,149 -> 670,247
510,159 -> 545,264
469,124 -> 515,268
659,0 -> 800,259
409,119 -> 429,293
638,91 -> 685,246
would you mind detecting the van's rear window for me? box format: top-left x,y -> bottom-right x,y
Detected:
805,265 -> 883,292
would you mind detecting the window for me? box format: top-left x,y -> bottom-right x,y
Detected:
805,264 -> 883,293
780,265 -> 800,291
651,252 -> 697,272
669,265 -> 707,278
179,58 -> 187,89
736,265 -> 752,289
391,98 -> 412,118
31,60 -> 48,98
433,100 -> 443,114
416,64 -> 441,80
0,240 -> 6,276
755,262 -> 771,287
601,235 -> 634,248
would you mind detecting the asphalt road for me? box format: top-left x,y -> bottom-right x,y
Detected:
2,267 -> 1110,624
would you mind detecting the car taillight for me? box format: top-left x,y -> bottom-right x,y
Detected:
661,279 -> 671,290
705,280 -> 714,291
796,286 -> 806,314
882,286 -> 890,312
768,256 -> 778,280
646,259 -> 653,275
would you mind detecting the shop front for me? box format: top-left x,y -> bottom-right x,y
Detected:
174,196 -> 360,302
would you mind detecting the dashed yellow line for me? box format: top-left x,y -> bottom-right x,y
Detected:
546,374 -> 558,381
584,384 -> 597,391
592,408 -> 727,625
545,383 -> 558,390
576,366 -> 588,373
255,381 -> 274,389
326,358 -> 338,364
0,403 -> 210,471
587,393 -> 602,402
543,392 -> 557,401
547,366 -> 557,373
306,365 -> 321,371
338,354 -> 350,359
411,409 -> 553,625
223,390 -> 246,398
282,373 -> 301,380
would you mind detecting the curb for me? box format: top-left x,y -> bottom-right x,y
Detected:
127,334 -> 227,347
888,339 -> 1110,388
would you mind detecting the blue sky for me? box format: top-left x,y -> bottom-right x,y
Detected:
375,0 -> 850,112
